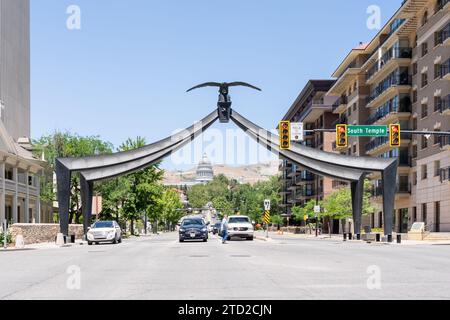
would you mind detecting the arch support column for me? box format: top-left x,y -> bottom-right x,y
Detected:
80,174 -> 93,235
351,175 -> 365,236
56,160 -> 71,236
382,162 -> 398,237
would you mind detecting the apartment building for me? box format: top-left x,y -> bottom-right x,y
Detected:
326,0 -> 450,232
279,80 -> 340,231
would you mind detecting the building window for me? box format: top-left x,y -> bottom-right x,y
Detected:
421,164 -> 428,180
412,90 -> 418,103
434,64 -> 441,79
352,144 -> 357,154
413,207 -> 417,223
413,171 -> 418,185
352,103 -> 357,111
435,161 -> 441,176
421,72 -> 428,87
413,63 -> 418,75
422,203 -> 428,225
412,144 -> 418,158
412,117 -> 418,130
434,129 -> 441,145
434,96 -> 442,112
5,168 -> 13,180
435,202 -> 440,232
422,135 -> 428,149
421,103 -> 428,118
421,42 -> 428,57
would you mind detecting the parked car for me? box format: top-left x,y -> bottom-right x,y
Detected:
87,221 -> 122,245
179,217 -> 208,242
226,215 -> 254,240
212,222 -> 221,235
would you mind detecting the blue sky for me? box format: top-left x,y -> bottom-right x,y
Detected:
30,0 -> 401,170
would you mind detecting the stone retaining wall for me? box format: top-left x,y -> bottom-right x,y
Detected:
9,224 -> 84,244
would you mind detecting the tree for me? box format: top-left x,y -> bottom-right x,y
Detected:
160,188 -> 184,230
115,137 -> 164,234
320,180 -> 376,234
33,131 -> 113,224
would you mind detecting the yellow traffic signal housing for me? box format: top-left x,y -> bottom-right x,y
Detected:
336,124 -> 348,148
390,124 -> 401,147
279,121 -> 291,150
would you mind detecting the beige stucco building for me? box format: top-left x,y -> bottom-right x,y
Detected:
0,0 -> 53,226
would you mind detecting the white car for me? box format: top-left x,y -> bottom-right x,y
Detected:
226,215 -> 254,240
87,221 -> 122,245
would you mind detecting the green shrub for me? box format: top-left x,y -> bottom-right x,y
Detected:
0,232 -> 12,244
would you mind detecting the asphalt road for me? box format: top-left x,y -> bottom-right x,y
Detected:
1,232 -> 450,300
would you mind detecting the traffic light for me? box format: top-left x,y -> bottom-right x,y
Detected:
390,124 -> 401,147
336,124 -> 348,148
279,121 -> 291,150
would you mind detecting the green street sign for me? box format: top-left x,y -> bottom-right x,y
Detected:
347,125 -> 388,137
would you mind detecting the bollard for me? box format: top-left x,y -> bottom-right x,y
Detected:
70,235 -> 76,243
397,234 -> 401,244
343,233 -> 347,241
348,233 -> 353,240
15,235 -> 25,249
56,233 -> 65,246
376,233 -> 381,242
387,234 -> 393,243
356,234 -> 361,240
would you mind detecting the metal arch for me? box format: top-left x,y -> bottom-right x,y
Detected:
56,108 -> 397,238
231,110 -> 396,172
57,110 -> 218,171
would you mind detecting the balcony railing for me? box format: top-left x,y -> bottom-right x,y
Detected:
332,115 -> 348,127
332,96 -> 348,111
440,167 -> 450,183
366,47 -> 412,81
440,136 -> 450,149
366,99 -> 411,125
367,72 -> 412,105
397,182 -> 412,194
440,59 -> 450,78
436,0 -> 449,11
438,95 -> 450,113
365,137 -> 389,153
370,182 -> 411,196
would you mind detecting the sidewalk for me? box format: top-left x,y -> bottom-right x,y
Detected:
254,231 -> 450,246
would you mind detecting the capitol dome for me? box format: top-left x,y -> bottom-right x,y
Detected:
196,153 -> 214,183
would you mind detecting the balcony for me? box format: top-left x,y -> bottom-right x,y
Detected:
397,182 -> 412,194
332,96 -> 348,114
366,71 -> 412,108
439,95 -> 450,115
295,190 -> 316,199
366,47 -> 412,84
440,167 -> 450,183
294,173 -> 315,185
332,115 -> 348,127
365,137 -> 389,154
441,136 -> 450,150
441,60 -> 450,80
366,97 -> 411,125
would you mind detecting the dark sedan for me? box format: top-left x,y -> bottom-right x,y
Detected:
179,218 -> 208,242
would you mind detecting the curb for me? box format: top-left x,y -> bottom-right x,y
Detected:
255,236 -> 273,242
